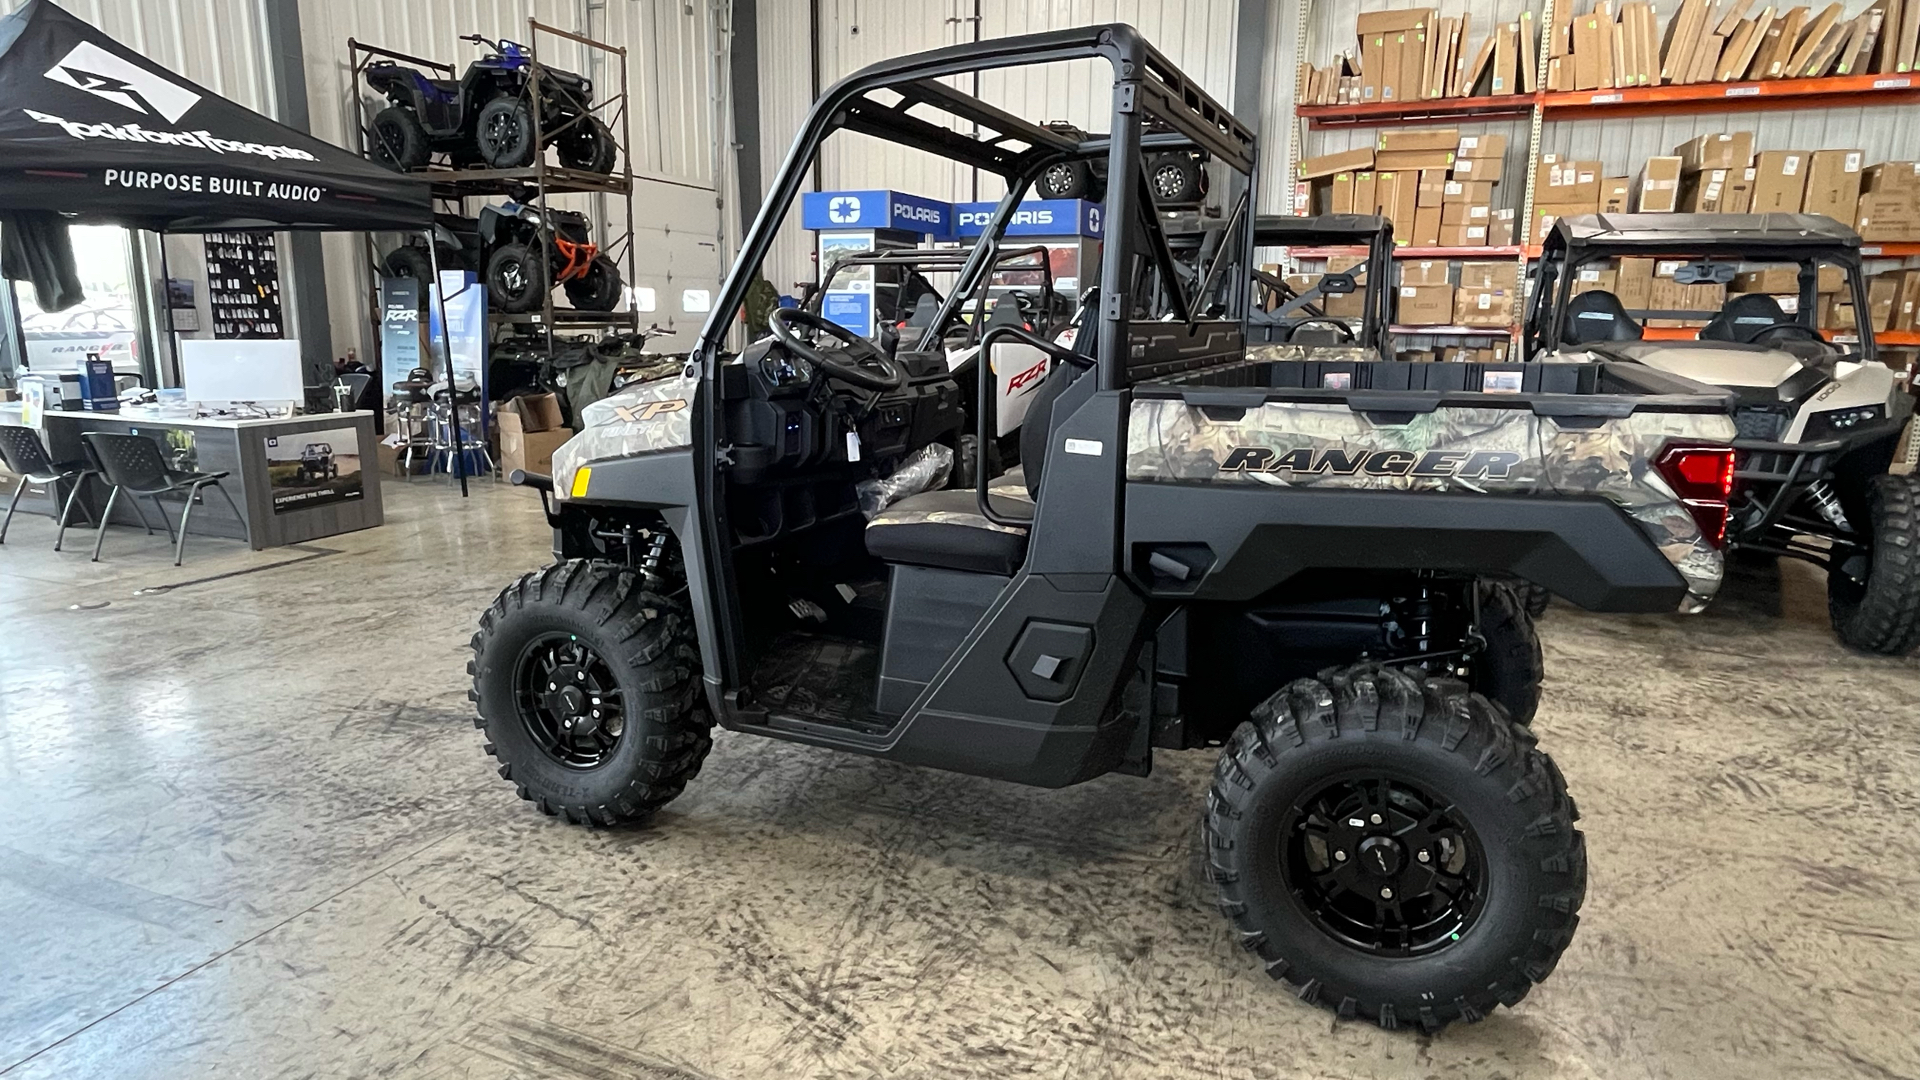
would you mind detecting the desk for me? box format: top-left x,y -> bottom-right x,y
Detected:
0,406 -> 383,549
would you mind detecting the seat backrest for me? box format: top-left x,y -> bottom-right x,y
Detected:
1017,361 -> 1086,500
83,432 -> 172,489
1564,289 -> 1643,344
1701,292 -> 1790,343
904,291 -> 939,332
0,424 -> 57,478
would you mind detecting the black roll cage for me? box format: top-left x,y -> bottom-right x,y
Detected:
1530,215 -> 1877,363
689,23 -> 1256,689
1249,213 -> 1395,356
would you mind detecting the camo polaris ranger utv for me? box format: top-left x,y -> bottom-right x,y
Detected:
469,26 -> 1738,1031
1530,213 -> 1920,653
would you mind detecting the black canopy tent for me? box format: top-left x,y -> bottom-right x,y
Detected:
0,0 -> 488,490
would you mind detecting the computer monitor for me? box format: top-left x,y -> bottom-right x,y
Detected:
180,340 -> 304,405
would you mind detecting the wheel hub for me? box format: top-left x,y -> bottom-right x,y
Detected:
516,637 -> 626,769
1282,775 -> 1485,956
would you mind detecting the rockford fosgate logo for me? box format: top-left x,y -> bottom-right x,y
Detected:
24,110 -> 316,162
1219,445 -> 1523,479
45,42 -> 201,122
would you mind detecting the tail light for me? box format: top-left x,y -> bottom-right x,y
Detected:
1654,443 -> 1737,548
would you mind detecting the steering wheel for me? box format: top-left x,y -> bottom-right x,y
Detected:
1741,322 -> 1827,346
767,308 -> 906,392
1286,317 -> 1357,343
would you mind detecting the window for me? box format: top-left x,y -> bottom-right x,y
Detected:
10,225 -> 142,376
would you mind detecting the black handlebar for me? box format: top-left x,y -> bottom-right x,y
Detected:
973,325 -> 1091,528
508,469 -> 552,491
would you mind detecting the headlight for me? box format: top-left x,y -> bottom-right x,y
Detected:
1803,404 -> 1885,440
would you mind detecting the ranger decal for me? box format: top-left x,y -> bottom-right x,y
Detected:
1219,446 -> 1522,479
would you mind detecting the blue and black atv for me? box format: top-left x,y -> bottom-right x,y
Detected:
364,33 -> 616,174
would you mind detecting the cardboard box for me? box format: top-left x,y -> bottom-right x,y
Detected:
1537,155 -> 1604,203
1357,7 -> 1435,35
1398,284 -> 1456,325
1573,13 -> 1607,89
1723,170 -> 1754,214
1870,275 -> 1900,330
1803,149 -> 1866,222
498,392 -> 565,434
1442,179 -> 1495,204
1617,258 -> 1657,310
1731,267 -> 1800,293
1456,133 -> 1508,159
1650,259 -> 1726,327
1679,169 -> 1731,212
1440,201 -> 1491,225
1490,208 -> 1517,246
1894,270 -> 1920,331
1601,176 -> 1633,213
1856,191 -> 1920,240
1354,171 -> 1378,214
1327,172 -> 1357,214
1412,204 -> 1443,246
500,426 -> 574,477
1449,155 -> 1504,182
1863,161 -> 1920,194
1361,33 -> 1386,102
1454,287 -> 1515,326
1401,258 -> 1452,286
1380,128 -> 1460,152
1674,131 -> 1755,173
1749,151 -> 1808,212
1532,202 -> 1594,244
1572,266 -> 1621,295
1417,168 -> 1449,207
1437,223 -> 1490,246
1637,156 -> 1685,212
1375,148 -> 1457,171
1460,260 -> 1521,291
1300,147 -> 1376,179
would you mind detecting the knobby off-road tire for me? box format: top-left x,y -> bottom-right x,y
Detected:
1829,472 -> 1920,655
369,105 -> 429,171
1474,581 -> 1544,727
470,559 -> 712,826
1515,581 -> 1551,619
1204,665 -> 1585,1032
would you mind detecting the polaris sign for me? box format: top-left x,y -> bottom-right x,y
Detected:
952,199 -> 1103,239
800,190 -> 952,237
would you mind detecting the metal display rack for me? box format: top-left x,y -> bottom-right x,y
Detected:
348,18 -> 640,351
1284,0 -> 1920,347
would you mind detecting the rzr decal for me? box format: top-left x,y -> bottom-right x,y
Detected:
1218,445 -> 1522,480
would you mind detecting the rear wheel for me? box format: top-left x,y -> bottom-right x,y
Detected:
475,97 -> 536,168
487,242 -> 548,314
1204,665 -> 1584,1031
1470,581 -> 1543,727
470,559 -> 711,826
369,106 -> 430,171
1037,160 -> 1095,200
1149,153 -> 1203,204
1828,472 -> 1920,655
558,115 -> 618,174
563,255 -> 623,311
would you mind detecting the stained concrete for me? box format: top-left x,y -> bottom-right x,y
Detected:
0,478 -> 1915,1080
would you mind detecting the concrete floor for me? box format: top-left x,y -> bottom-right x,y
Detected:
0,477 -> 1916,1080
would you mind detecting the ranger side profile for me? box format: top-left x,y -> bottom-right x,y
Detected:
468,27 -> 1738,1031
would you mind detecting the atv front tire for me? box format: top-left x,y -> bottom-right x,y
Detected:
470,560 -> 711,827
1828,472 -> 1920,655
563,255 -> 623,311
476,97 -> 536,169
370,105 -> 429,171
1204,665 -> 1585,1032
487,242 -> 549,313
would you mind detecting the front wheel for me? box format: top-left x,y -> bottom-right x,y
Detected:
475,97 -> 536,168
1204,665 -> 1585,1031
563,255 -> 623,311
558,115 -> 618,173
486,242 -> 549,313
1828,472 -> 1920,655
470,559 -> 712,826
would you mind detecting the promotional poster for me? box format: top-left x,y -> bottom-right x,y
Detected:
264,427 -> 363,514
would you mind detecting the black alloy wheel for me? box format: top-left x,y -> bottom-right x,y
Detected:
1280,773 -> 1486,957
514,634 -> 626,769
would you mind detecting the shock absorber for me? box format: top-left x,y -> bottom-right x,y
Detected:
1806,480 -> 1852,531
640,530 -> 669,583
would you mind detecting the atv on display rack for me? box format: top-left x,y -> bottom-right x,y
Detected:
1530,213 -> 1920,654
381,201 -> 621,314
363,33 -> 616,173
467,25 -> 1741,1032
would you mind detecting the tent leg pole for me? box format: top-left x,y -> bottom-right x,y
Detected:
158,231 -> 181,388
426,230 -> 468,498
